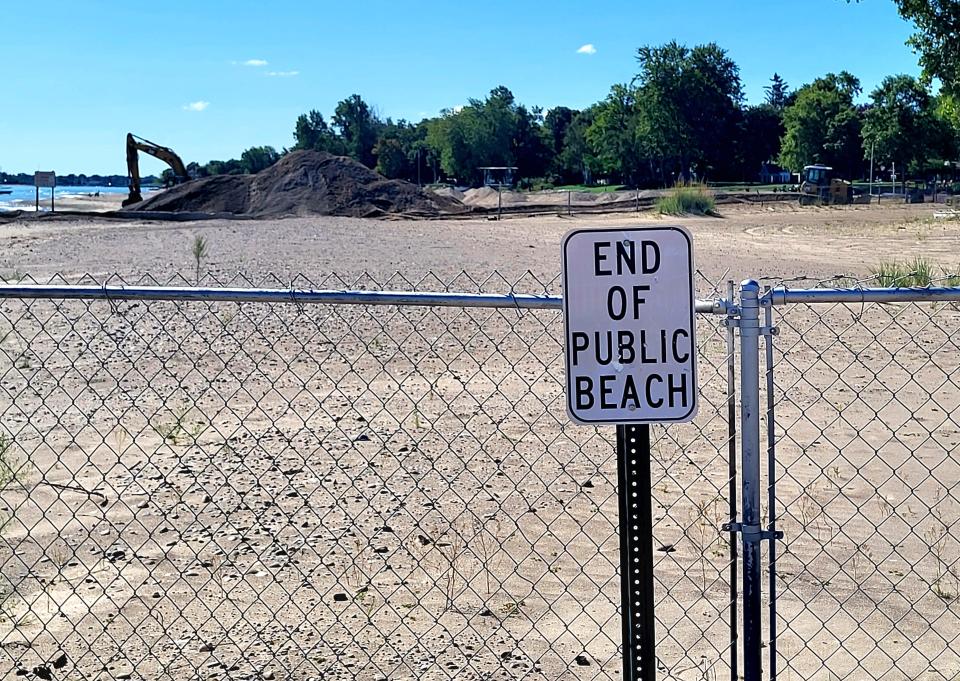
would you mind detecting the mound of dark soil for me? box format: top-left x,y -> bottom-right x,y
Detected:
127,150 -> 467,218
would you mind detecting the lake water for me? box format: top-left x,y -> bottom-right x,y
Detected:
0,184 -> 130,210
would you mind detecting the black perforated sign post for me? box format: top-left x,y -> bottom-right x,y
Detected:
617,423 -> 656,681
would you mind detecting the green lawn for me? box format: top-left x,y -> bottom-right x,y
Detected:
705,183 -> 792,192
551,184 -> 628,193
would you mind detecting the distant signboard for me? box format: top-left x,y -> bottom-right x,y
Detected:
562,225 -> 698,424
34,171 -> 56,188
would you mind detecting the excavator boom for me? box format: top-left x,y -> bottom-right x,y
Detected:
123,133 -> 189,206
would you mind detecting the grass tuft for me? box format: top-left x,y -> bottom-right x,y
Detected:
870,257 -> 947,287
657,181 -> 716,216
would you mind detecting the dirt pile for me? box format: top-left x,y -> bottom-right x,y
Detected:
127,151 -> 467,218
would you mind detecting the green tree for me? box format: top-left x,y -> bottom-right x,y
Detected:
203,158 -> 246,175
240,146 -> 280,174
935,93 -> 960,154
764,73 -> 790,110
293,110 -> 343,154
740,104 -> 785,178
544,106 -> 576,180
558,107 -> 600,184
862,75 -> 952,176
373,119 -> 426,181
333,94 -> 381,168
888,1 -> 960,95
632,41 -> 743,181
512,105 -> 551,182
779,72 -> 863,178
587,84 -> 644,183
544,107 -> 576,157
423,86 -> 547,185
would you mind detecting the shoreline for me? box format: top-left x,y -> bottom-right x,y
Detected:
0,192 -> 127,213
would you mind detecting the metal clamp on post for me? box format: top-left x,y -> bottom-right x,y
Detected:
722,522 -> 784,542
724,318 -> 778,336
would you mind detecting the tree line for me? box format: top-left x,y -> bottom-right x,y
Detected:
278,0 -> 960,189
189,42 -> 960,190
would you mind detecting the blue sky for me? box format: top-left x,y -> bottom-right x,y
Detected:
1,0 -> 919,175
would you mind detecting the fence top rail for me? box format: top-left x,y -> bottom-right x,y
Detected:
767,285 -> 960,306
0,283 -> 728,314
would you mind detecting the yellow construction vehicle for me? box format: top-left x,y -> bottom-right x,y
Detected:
798,165 -> 855,205
122,133 -> 189,207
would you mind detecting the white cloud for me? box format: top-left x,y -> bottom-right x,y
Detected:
183,101 -> 210,112
576,44 -> 597,55
452,104 -> 465,114
266,70 -> 299,77
244,59 -> 268,67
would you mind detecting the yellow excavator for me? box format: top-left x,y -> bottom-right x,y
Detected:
122,133 -> 189,207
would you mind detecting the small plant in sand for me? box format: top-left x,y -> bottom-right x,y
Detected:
686,497 -> 722,592
347,537 -> 368,590
473,514 -> 504,595
151,402 -> 206,445
439,524 -> 467,613
191,234 -> 209,285
355,588 -> 377,625
0,577 -> 33,628
927,497 -> 958,601
45,541 -> 73,584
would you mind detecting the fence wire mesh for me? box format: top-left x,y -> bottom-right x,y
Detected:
0,272 -> 733,681
769,292 -> 960,680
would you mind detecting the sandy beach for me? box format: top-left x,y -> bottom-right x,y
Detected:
0,202 -> 958,680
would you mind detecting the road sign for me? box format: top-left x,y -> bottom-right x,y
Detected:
562,226 -> 698,424
34,171 -> 56,188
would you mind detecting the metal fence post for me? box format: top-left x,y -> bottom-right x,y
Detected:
726,280 -> 739,681
763,291 -> 780,680
738,279 -> 763,681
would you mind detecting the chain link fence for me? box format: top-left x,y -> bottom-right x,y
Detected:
0,272 -> 735,681
768,285 -> 960,680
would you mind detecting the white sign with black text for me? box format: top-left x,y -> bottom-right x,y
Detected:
562,226 -> 698,424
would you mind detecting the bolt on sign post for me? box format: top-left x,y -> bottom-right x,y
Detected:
561,226 -> 698,681
34,171 -> 56,212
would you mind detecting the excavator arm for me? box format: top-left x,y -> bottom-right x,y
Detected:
123,133 -> 190,206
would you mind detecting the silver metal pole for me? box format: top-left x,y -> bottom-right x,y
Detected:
726,280 -> 739,681
768,286 -> 960,306
764,295 -> 778,680
738,279 -> 763,681
869,140 -> 875,200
